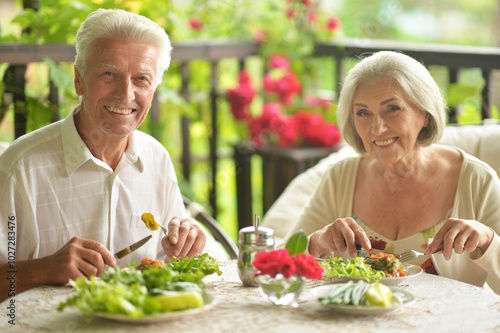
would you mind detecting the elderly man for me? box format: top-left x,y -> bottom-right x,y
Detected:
0,9 -> 216,302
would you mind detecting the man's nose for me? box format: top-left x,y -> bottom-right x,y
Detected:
118,78 -> 135,103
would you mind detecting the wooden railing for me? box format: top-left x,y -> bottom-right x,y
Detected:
2,38 -> 500,226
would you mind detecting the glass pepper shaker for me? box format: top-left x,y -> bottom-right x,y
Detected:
237,214 -> 275,287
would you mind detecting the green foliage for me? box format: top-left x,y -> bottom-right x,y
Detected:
285,230 -> 308,255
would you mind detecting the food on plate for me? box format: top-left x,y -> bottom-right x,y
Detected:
141,212 -> 160,231
321,257 -> 386,282
136,257 -> 166,271
364,252 -> 405,277
361,283 -> 393,307
318,280 -> 394,308
321,253 -> 407,282
154,291 -> 204,311
58,253 -> 222,320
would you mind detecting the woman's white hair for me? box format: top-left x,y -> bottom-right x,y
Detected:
336,51 -> 447,154
75,8 -> 172,86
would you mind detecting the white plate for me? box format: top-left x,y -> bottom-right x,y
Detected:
327,263 -> 423,285
311,285 -> 416,315
95,293 -> 216,324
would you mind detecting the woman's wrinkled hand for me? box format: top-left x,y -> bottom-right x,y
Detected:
309,217 -> 371,258
161,217 -> 207,259
426,218 -> 494,260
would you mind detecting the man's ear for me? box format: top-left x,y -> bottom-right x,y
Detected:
74,66 -> 84,96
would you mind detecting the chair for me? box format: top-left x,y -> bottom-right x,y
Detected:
183,195 -> 238,259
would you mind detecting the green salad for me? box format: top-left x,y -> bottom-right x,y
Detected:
58,254 -> 222,320
320,257 -> 386,283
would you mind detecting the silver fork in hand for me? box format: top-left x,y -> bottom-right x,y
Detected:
399,247 -> 443,262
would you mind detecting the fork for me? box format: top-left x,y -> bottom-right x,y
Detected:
399,247 -> 443,262
159,224 -> 168,237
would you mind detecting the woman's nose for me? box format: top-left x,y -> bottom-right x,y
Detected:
371,116 -> 387,135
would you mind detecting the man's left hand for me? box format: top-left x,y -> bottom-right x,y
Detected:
161,217 -> 207,259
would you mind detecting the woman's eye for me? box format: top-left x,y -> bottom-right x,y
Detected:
388,105 -> 400,112
356,110 -> 368,116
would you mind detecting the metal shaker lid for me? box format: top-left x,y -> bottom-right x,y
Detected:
238,225 -> 274,245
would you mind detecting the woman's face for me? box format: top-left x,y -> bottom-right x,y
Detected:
352,76 -> 428,164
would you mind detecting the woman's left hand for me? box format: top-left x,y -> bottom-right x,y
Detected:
426,218 -> 494,260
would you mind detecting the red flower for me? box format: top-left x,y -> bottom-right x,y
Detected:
326,15 -> 341,31
263,72 -> 301,106
293,111 -> 341,147
278,116 -> 299,148
254,29 -> 267,44
189,18 -> 203,30
286,8 -> 297,19
306,11 -> 317,23
253,249 -> 323,280
268,54 -> 291,70
291,253 -> 324,280
227,71 -> 256,120
253,249 -> 296,278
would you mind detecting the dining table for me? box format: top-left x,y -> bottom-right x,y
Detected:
1,259 -> 500,333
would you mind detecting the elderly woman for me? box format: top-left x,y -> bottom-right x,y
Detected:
282,51 -> 500,293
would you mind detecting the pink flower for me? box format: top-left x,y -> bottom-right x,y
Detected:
286,8 -> 297,19
268,54 -> 290,70
307,11 -> 318,23
326,15 -> 341,31
189,18 -> 203,30
254,29 -> 267,44
227,71 -> 256,120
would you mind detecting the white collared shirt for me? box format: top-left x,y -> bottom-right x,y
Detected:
0,105 -> 193,264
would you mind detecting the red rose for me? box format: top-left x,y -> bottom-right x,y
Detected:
227,71 -> 256,121
264,72 -> 301,106
290,253 -> 324,280
253,249 -> 296,278
268,54 -> 291,70
189,18 -> 203,30
326,16 -> 341,31
278,116 -> 299,148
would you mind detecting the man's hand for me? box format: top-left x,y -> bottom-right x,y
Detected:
41,236 -> 116,285
1,237 -> 115,303
161,217 -> 207,259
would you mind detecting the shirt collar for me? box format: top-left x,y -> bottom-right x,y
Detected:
61,105 -> 145,176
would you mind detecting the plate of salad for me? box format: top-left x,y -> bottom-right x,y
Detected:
312,280 -> 416,315
58,254 -> 222,323
321,253 -> 422,285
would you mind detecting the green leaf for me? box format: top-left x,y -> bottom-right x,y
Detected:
285,230 -> 308,255
44,57 -> 74,90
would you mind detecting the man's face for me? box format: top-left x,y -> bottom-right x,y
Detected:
74,37 -> 158,140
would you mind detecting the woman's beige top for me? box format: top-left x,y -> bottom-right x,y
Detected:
284,147 -> 500,293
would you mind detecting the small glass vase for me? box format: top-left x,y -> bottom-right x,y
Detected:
256,274 -> 305,307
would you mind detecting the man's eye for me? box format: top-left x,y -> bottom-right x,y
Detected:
104,72 -> 113,76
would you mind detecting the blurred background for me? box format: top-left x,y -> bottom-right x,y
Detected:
1,0 -> 500,244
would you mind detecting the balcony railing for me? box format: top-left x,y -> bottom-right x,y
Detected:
2,38 -> 500,224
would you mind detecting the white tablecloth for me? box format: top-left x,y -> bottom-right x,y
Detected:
1,260 -> 500,332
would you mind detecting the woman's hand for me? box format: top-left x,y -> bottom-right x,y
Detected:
309,217 -> 371,258
161,217 -> 207,259
426,218 -> 494,260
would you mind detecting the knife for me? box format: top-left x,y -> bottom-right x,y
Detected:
114,235 -> 152,259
